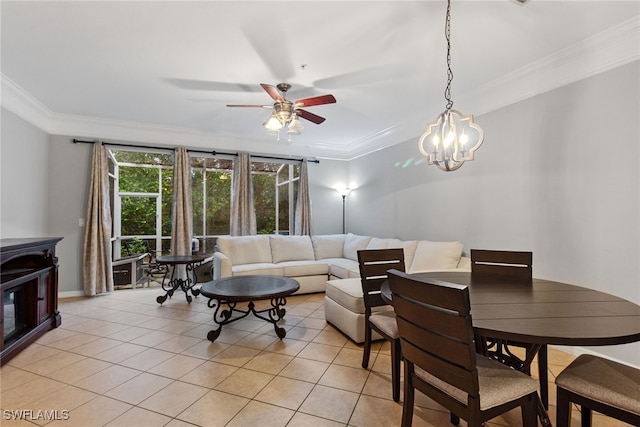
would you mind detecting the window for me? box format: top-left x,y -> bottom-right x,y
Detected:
252,161 -> 300,235
109,150 -> 173,258
108,149 -> 301,259
191,156 -> 233,252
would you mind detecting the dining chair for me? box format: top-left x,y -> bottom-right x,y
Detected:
388,269 -> 539,427
556,354 -> 640,427
470,249 -> 549,407
470,249 -> 532,281
357,248 -> 405,402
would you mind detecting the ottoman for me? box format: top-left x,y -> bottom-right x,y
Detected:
324,278 -> 388,343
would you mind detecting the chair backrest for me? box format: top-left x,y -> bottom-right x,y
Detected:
388,269 -> 481,409
357,248 -> 405,311
471,249 -> 532,281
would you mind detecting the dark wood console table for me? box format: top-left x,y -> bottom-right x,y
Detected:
1,237 -> 63,365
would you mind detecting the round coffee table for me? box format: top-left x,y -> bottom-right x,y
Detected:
199,275 -> 300,342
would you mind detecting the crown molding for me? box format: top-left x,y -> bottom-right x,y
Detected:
464,15 -> 640,117
343,16 -> 640,161
1,74 -> 53,131
2,16 -> 638,162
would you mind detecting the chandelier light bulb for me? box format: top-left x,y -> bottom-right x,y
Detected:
445,130 -> 455,147
460,130 -> 468,146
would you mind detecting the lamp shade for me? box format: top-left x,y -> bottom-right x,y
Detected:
336,187 -> 351,197
265,114 -> 283,131
287,116 -> 304,134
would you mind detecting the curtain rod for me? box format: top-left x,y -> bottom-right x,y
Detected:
72,139 -> 319,163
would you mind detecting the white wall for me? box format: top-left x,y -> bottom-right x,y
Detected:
1,108 -> 50,237
308,158 -> 350,235
47,135 -> 94,294
348,61 -> 640,366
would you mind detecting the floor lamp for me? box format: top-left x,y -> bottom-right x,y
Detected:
336,188 -> 351,234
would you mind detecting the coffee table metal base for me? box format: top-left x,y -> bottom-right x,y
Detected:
206,297 -> 288,342
200,276 -> 300,343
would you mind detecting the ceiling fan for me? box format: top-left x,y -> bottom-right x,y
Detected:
226,83 -> 337,138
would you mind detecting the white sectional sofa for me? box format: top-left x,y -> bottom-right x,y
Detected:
213,233 -> 471,342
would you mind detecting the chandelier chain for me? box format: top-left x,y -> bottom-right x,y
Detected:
444,0 -> 454,110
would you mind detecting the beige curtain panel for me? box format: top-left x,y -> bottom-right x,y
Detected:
230,151 -> 257,236
170,146 -> 193,256
82,142 -> 114,296
294,158 -> 312,235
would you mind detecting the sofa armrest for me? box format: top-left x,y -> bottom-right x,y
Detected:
213,252 -> 232,279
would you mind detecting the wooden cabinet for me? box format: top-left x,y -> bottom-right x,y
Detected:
1,237 -> 63,365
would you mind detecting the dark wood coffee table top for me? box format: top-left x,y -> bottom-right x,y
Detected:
200,275 -> 300,302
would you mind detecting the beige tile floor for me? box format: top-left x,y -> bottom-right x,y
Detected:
0,287 -> 628,426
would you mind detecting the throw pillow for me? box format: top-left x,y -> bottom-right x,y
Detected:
217,235 -> 272,265
270,235 -> 315,263
343,233 -> 372,261
409,240 -> 463,273
311,234 -> 345,259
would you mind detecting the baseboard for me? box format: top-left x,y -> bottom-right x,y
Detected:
550,345 -> 639,369
58,290 -> 86,299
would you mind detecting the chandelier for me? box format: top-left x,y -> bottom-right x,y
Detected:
418,0 -> 484,172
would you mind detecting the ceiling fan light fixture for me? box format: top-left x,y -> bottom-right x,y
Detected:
419,0 -> 484,171
265,114 -> 283,131
228,83 -> 335,141
287,116 -> 304,134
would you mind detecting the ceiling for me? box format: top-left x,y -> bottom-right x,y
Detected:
2,1 -> 638,160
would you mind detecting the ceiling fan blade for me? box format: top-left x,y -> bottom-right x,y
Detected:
164,78 -> 263,93
261,83 -> 284,102
295,94 -> 337,108
296,109 -> 326,124
226,104 -> 271,108
242,19 -> 295,81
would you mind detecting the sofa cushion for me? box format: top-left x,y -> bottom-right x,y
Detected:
278,260 -> 330,277
326,278 -> 365,313
409,240 -> 463,273
217,235 -> 272,265
366,237 -> 394,249
270,235 -> 315,263
325,258 -> 360,279
343,233 -> 372,261
311,234 -> 345,259
388,239 -> 419,268
232,263 -> 284,276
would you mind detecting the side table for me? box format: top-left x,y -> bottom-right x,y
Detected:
155,253 -> 212,304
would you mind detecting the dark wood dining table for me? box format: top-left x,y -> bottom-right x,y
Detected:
381,271 -> 640,427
